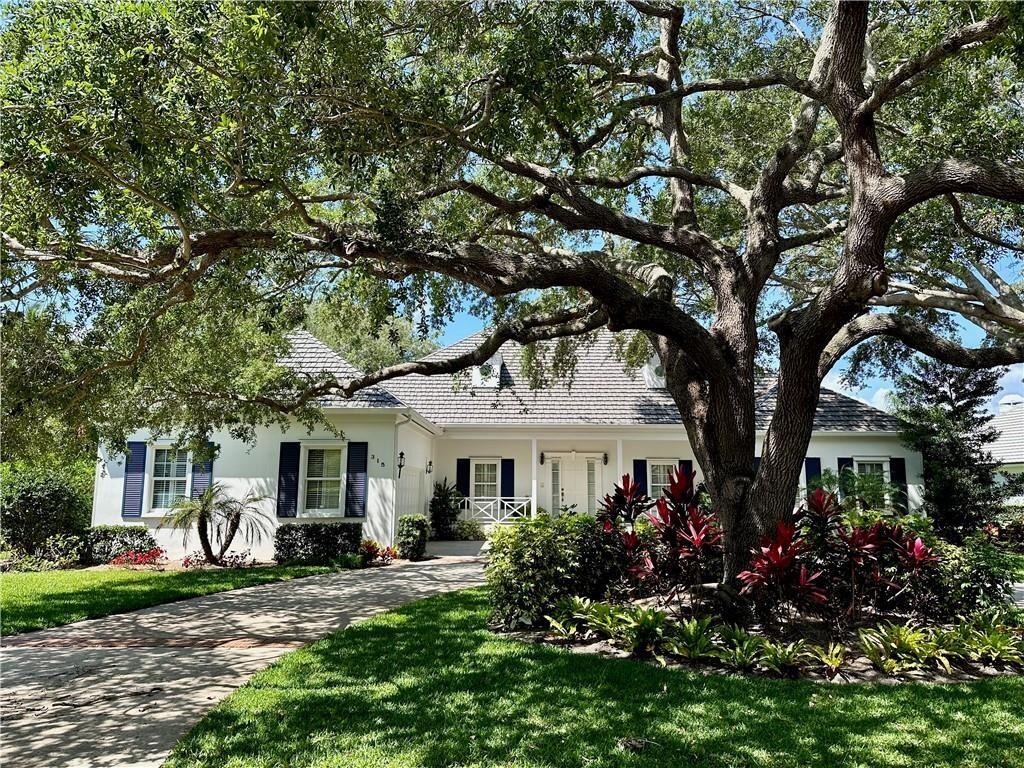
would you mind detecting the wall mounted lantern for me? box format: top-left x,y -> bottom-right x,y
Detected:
603,453 -> 608,466
539,452 -> 545,465
397,451 -> 406,478
426,460 -> 433,474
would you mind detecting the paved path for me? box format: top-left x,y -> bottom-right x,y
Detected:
1014,582 -> 1024,608
1,559 -> 484,768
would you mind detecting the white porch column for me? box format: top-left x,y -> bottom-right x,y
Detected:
530,438 -> 538,518
616,439 -> 623,481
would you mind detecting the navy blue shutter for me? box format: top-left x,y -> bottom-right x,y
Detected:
121,441 -> 147,518
276,442 -> 300,518
752,457 -> 761,473
345,442 -> 369,517
500,458 -> 514,497
456,458 -> 470,497
805,457 -> 823,490
191,441 -> 214,499
679,459 -> 693,476
632,459 -> 648,494
889,457 -> 908,512
837,457 -> 855,497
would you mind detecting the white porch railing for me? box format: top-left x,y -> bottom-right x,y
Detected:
460,496 -> 532,526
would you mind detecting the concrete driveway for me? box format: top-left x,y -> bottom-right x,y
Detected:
0,559 -> 484,768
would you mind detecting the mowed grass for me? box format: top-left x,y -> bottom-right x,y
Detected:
168,588 -> 1024,768
0,565 -> 335,635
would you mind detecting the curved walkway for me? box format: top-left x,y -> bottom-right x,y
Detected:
0,559 -> 484,768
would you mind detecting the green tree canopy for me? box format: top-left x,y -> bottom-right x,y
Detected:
2,0 -> 1022,574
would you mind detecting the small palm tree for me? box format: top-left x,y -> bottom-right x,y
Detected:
160,483 -> 270,565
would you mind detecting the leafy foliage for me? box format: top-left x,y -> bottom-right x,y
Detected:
85,525 -> 157,565
428,478 -> 464,541
273,521 -> 363,565
160,483 -> 270,565
894,360 -> 1024,542
0,462 -> 92,554
486,515 -> 626,628
396,514 -> 429,561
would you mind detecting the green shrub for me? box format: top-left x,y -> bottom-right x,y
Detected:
428,479 -> 463,540
396,515 -> 429,560
274,522 -> 362,564
85,525 -> 157,564
486,514 -> 626,628
665,616 -> 718,661
453,519 -> 486,541
0,464 -> 91,554
925,534 -> 1012,617
38,533 -> 85,567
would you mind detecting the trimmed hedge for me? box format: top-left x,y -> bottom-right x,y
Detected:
396,515 -> 429,561
86,525 -> 157,564
486,514 -> 627,628
0,464 -> 91,554
274,522 -> 363,564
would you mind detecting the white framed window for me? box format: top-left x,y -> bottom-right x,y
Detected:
854,457 -> 890,482
152,447 -> 189,510
302,446 -> 345,515
472,458 -> 499,499
648,459 -> 677,496
586,458 -> 598,515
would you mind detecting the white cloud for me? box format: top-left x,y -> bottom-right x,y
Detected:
870,388 -> 894,413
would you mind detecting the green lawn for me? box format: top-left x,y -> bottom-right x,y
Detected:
168,589 -> 1024,768
0,566 -> 336,635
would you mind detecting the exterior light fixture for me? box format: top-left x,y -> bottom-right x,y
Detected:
397,451 -> 406,478
426,460 -> 433,474
539,452 -> 545,465
603,453 -> 608,466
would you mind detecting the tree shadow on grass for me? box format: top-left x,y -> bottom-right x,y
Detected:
168,589 -> 1024,768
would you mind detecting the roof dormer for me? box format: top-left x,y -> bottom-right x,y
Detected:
472,353 -> 502,388
642,355 -> 666,389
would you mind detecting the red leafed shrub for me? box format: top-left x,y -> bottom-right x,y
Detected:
598,474 -> 652,527
359,538 -> 396,566
737,522 -> 825,621
602,468 -> 722,596
110,547 -> 165,567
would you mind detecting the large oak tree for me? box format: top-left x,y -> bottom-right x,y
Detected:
3,0 -> 1022,576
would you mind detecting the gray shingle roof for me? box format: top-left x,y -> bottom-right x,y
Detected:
990,405 -> 1024,464
282,331 -> 405,409
376,330 -> 902,431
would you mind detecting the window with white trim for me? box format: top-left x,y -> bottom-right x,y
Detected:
855,458 -> 889,481
472,459 -> 499,498
648,460 -> 676,496
305,448 -> 344,512
152,448 -> 189,509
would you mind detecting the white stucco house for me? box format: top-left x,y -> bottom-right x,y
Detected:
92,330 -> 924,558
990,395 -> 1024,506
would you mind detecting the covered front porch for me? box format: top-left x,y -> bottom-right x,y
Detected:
431,426 -> 696,528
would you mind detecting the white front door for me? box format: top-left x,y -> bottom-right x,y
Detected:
549,455 -> 602,515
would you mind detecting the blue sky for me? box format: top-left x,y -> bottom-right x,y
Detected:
438,310 -> 1024,414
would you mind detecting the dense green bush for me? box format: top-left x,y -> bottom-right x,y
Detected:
924,534 -> 1013,618
274,522 -> 363,564
0,464 -> 91,554
429,479 -> 463,540
486,514 -> 627,628
396,515 -> 429,560
453,519 -> 486,541
85,525 -> 157,564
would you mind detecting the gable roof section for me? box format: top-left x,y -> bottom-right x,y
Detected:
378,330 -> 902,431
990,406 -> 1024,464
281,331 -> 405,409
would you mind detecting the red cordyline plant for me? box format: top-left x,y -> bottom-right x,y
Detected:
598,474 -> 652,527
737,522 -> 827,623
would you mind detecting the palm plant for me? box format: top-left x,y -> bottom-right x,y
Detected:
161,483 -> 270,565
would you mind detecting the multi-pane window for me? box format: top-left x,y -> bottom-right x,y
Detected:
305,448 -> 343,511
856,461 -> 886,479
551,459 -> 561,510
586,459 -> 598,515
152,448 -> 188,508
473,461 -> 498,498
649,461 -> 676,496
